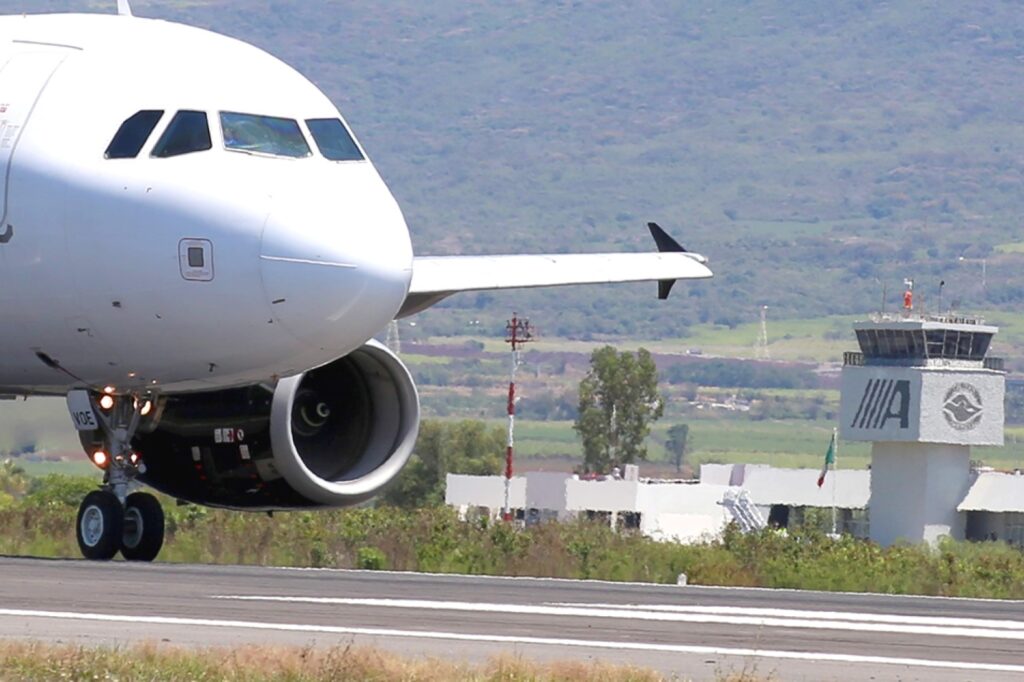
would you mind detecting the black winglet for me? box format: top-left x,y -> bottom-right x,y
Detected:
648,222 -> 687,253
649,222 -> 683,299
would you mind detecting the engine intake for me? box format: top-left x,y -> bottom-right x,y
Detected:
130,341 -> 419,509
270,341 -> 419,506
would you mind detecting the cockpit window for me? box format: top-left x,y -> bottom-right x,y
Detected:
105,110 -> 164,159
151,110 -> 212,158
306,118 -> 364,161
221,112 -> 311,158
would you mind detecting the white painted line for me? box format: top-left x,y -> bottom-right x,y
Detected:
1,607 -> 1022,675
549,602 -> 1024,631
269,564 -> 679,589
266,565 -> 1024,605
211,595 -> 1024,642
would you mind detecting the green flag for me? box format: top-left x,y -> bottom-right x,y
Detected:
817,430 -> 836,488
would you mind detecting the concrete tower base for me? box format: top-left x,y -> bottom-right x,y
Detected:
868,443 -> 971,546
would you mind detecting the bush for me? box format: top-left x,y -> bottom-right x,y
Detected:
4,475 -> 1024,599
356,546 -> 387,570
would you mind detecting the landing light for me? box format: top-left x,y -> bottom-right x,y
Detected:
98,395 -> 115,411
129,451 -> 141,466
103,386 -> 116,395
140,400 -> 152,417
90,450 -> 109,469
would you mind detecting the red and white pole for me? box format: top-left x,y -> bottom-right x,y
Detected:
503,313 -> 533,522
503,362 -> 517,521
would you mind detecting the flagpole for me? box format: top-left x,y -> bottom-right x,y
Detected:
830,427 -> 838,536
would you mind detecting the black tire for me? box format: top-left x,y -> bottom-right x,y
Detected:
120,491 -> 164,562
76,490 -> 123,560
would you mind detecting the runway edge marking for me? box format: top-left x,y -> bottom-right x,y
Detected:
211,595 -> 1024,640
265,565 -> 1024,604
1,607 -> 1023,675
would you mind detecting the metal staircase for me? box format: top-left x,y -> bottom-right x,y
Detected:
721,489 -> 767,532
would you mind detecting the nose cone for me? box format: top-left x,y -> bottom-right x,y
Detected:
260,175 -> 412,352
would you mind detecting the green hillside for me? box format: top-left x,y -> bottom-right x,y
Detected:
9,1 -> 1024,339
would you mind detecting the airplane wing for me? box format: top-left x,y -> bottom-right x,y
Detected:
397,223 -> 712,318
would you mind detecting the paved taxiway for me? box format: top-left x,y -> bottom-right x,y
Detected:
0,557 -> 1021,681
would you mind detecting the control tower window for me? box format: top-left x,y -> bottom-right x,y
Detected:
221,113 -> 311,158
958,332 -> 974,358
876,329 -> 892,357
152,111 -> 212,158
306,118 -> 364,161
858,327 -> 992,361
943,331 -> 959,357
906,330 -> 925,356
973,334 -> 992,358
105,110 -> 164,159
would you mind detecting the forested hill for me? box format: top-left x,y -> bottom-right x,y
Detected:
9,1 -> 1024,338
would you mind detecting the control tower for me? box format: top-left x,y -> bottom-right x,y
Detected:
840,313 -> 1005,546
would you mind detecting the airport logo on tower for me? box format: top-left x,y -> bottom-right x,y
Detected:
943,383 -> 983,431
850,379 -> 911,430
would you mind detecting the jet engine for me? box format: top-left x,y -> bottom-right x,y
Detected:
124,341 -> 419,509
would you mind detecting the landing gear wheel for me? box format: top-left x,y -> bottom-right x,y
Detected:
121,492 -> 164,562
76,490 -> 124,560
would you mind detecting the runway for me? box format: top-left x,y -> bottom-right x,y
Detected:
0,557 -> 1021,681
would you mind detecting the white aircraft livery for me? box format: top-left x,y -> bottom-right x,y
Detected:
0,2 -> 711,561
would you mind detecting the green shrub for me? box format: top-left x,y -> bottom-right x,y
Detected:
356,546 -> 387,570
5,475 -> 1024,599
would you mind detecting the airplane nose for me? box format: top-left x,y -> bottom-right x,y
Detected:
260,194 -> 412,348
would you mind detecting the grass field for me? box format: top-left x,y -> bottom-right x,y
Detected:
482,417 -> 1024,473
0,641 -> 670,682
482,418 -> 869,469
476,325 -> 852,362
453,309 -> 1024,365
995,241 -> 1024,254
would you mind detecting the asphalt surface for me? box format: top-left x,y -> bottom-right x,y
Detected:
0,557 -> 1022,681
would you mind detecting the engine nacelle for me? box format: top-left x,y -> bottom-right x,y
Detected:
126,341 -> 419,509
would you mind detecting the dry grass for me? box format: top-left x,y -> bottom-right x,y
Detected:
0,641 -> 673,681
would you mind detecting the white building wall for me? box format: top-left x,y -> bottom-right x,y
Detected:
564,479 -> 639,512
524,472 -> 572,518
636,483 -> 733,542
445,473 -> 525,513
699,463 -> 735,486
644,513 -> 728,543
841,366 -> 1003,445
868,442 -> 971,546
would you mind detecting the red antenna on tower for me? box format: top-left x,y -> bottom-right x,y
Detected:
903,278 -> 914,313
502,313 -> 534,521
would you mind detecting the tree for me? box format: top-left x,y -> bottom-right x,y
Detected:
665,423 -> 690,473
573,346 -> 664,473
380,419 -> 504,508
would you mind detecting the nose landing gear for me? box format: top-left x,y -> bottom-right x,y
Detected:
69,391 -> 165,561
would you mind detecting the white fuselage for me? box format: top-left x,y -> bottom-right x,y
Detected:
0,14 -> 413,394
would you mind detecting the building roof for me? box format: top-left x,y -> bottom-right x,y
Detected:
853,313 -> 997,335
957,471 -> 1024,512
736,466 -> 871,510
